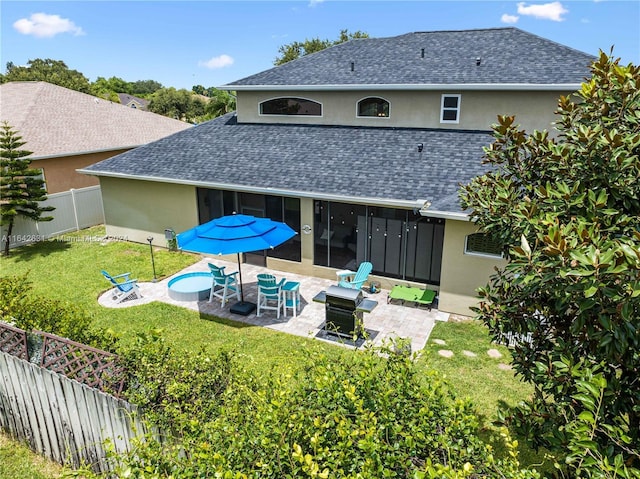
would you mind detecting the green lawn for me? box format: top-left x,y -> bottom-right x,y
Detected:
0,435 -> 63,479
1,225 -> 550,474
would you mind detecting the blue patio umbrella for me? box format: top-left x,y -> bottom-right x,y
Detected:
176,214 -> 297,315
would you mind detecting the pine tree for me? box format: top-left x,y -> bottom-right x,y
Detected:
0,122 -> 54,256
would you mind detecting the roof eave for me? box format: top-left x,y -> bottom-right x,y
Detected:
31,145 -> 143,161
220,83 -> 582,92
77,169 -> 470,221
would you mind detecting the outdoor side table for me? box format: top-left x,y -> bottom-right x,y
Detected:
282,281 -> 301,317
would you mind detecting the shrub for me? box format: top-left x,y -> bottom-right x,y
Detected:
0,273 -> 117,351
90,341 -> 539,478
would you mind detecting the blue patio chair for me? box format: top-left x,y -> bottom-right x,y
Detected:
101,270 -> 142,303
256,273 -> 286,318
208,263 -> 241,306
337,262 -> 373,290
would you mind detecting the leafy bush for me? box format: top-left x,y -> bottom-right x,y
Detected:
116,329 -> 235,435
87,341 -> 539,478
0,273 -> 117,350
459,52 -> 640,475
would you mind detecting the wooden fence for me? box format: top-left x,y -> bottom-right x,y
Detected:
0,323 -> 147,473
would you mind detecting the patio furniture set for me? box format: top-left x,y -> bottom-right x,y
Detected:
208,262 -> 301,319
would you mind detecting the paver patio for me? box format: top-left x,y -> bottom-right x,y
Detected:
98,257 -> 448,351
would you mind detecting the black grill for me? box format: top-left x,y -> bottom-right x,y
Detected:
324,286 -> 364,337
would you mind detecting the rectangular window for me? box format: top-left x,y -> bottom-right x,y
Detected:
440,94 -> 461,124
464,233 -> 503,258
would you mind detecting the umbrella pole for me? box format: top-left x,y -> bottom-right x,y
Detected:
236,253 -> 244,302
230,252 -> 256,315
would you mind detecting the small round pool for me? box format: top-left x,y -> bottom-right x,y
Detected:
168,272 -> 212,301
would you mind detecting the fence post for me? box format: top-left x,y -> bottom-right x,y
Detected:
71,188 -> 80,231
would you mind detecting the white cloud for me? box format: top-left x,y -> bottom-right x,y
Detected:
13,13 -> 84,38
198,54 -> 234,69
501,13 -> 520,23
308,0 -> 325,6
517,2 -> 569,21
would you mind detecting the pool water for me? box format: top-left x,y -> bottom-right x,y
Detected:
167,272 -> 212,301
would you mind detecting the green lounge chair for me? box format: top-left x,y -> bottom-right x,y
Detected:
387,285 -> 436,309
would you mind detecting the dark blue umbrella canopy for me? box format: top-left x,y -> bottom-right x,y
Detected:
177,214 -> 296,256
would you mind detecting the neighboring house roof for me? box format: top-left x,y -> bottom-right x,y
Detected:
224,27 -> 594,90
117,93 -> 149,110
0,81 -> 191,159
79,113 -> 492,217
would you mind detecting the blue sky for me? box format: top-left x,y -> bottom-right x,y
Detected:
2,1 -> 638,90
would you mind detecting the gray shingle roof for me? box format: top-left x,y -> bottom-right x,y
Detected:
225,28 -> 594,88
80,113 -> 493,214
0,81 -> 191,158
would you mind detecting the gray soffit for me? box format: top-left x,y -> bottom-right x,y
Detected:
80,113 -> 494,216
223,28 -> 595,90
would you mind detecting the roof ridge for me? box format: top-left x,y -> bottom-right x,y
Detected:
403,26 -> 518,36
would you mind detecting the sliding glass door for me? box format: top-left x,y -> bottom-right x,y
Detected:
314,201 -> 443,284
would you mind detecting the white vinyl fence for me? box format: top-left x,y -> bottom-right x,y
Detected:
0,186 -> 104,251
0,351 -> 144,472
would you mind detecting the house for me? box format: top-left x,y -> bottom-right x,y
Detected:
117,93 -> 149,110
0,81 -> 191,194
79,28 -> 594,315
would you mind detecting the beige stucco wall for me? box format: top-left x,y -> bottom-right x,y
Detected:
236,90 -> 568,133
98,177 -> 502,315
99,177 -> 199,245
438,219 -> 507,316
32,149 -> 130,194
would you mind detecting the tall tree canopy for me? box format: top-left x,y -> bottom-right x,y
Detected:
147,87 -> 205,123
459,52 -> 640,476
0,122 -> 55,256
274,29 -> 368,65
1,59 -> 91,93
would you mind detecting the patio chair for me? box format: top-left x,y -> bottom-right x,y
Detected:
337,262 -> 373,290
101,270 -> 142,304
256,273 -> 286,318
208,263 -> 241,306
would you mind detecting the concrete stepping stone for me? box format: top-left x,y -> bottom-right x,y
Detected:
438,349 -> 454,358
462,350 -> 477,357
487,348 -> 503,359
432,339 -> 446,345
498,363 -> 513,371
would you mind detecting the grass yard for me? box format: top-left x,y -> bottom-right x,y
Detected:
1,225 -> 550,474
0,435 -> 63,479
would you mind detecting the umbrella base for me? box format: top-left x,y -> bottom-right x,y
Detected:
230,301 -> 256,316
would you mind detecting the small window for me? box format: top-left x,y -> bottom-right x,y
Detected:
357,97 -> 390,118
465,233 -> 502,258
260,97 -> 321,116
441,94 -> 461,124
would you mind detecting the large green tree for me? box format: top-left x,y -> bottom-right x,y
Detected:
274,29 -> 368,65
204,89 -> 236,118
0,122 -> 54,256
147,87 -> 204,123
460,52 -> 640,476
1,59 -> 91,93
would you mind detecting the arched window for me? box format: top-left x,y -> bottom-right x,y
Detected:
464,233 -> 503,258
260,97 -> 322,116
357,97 -> 390,118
